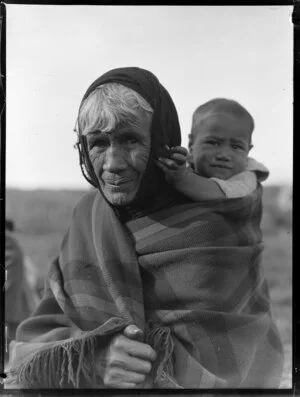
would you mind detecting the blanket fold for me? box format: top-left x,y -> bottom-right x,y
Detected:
8,187 -> 284,388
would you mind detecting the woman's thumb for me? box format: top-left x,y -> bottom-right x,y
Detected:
123,325 -> 144,341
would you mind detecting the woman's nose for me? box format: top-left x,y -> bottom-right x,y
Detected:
103,144 -> 127,172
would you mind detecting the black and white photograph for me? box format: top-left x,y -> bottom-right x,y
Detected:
3,4 -> 293,390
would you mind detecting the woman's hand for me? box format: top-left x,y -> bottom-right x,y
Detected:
98,325 -> 156,388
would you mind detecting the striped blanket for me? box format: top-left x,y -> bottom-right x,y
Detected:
8,186 -> 284,388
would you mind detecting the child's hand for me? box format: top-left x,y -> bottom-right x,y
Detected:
155,145 -> 189,184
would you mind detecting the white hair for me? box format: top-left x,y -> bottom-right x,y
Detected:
77,83 -> 153,135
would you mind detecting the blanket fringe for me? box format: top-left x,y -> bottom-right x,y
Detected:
145,325 -> 180,388
8,335 -> 98,388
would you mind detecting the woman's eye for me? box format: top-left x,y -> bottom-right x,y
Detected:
123,136 -> 138,145
88,139 -> 108,151
98,139 -> 109,147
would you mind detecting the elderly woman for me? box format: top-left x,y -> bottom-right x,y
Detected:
8,67 -> 283,389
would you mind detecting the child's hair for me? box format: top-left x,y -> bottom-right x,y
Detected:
188,98 -> 254,150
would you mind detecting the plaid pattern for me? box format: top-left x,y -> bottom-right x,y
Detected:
8,187 -> 283,388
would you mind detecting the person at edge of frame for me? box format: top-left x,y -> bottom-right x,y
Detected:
5,219 -> 40,364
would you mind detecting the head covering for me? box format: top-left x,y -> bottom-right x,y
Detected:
76,67 -> 181,211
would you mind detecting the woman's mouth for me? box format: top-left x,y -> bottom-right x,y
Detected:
105,180 -> 128,186
103,178 -> 133,190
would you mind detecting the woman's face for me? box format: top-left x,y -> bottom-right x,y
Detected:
86,110 -> 152,206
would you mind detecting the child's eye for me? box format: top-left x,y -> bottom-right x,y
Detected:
232,144 -> 244,151
206,140 -> 219,146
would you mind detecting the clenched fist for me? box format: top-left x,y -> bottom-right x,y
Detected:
97,325 -> 156,388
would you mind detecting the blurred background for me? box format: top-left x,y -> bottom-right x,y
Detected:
5,5 -> 292,387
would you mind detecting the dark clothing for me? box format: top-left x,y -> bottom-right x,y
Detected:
5,232 -> 36,341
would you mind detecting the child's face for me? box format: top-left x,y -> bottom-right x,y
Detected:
191,113 -> 252,180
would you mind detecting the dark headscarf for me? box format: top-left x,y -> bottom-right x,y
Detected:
76,67 -> 182,218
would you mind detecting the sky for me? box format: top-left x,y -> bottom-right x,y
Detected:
6,5 -> 293,190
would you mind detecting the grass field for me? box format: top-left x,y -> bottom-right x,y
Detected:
6,186 -> 292,388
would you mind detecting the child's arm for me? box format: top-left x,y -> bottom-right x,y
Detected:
156,148 -> 270,201
211,172 -> 257,198
211,158 -> 269,198
156,146 -> 226,200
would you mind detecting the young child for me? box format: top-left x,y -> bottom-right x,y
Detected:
156,98 -> 269,200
